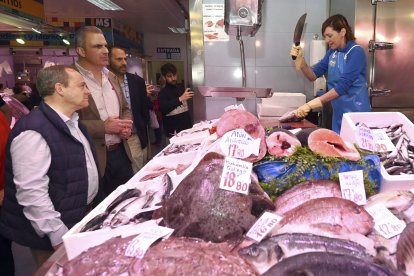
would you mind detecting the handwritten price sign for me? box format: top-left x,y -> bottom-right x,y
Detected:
339,170 -> 366,205
219,157 -> 252,195
356,124 -> 375,152
246,212 -> 282,242
220,129 -> 261,159
372,129 -> 396,153
365,203 -> 406,239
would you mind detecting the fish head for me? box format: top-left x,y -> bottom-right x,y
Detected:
343,204 -> 374,235
238,240 -> 283,274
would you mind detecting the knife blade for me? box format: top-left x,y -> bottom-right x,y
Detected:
292,13 -> 307,60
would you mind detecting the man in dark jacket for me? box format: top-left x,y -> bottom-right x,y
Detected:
109,46 -> 152,172
158,63 -> 193,138
0,65 -> 100,267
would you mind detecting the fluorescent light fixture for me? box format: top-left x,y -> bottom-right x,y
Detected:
31,27 -> 41,34
62,38 -> 70,45
16,38 -> 25,44
86,0 -> 123,10
168,27 -> 187,34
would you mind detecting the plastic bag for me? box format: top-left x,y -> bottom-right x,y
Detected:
149,109 -> 159,129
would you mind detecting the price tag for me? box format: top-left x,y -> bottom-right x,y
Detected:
339,170 -> 366,205
365,203 -> 406,239
220,129 -> 261,159
356,124 -> 375,151
246,212 -> 282,242
372,129 -> 396,153
125,225 -> 174,258
219,157 -> 252,195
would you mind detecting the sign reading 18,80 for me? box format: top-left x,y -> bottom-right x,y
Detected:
219,157 -> 252,195
220,129 -> 261,159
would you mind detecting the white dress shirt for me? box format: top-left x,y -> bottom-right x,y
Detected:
11,108 -> 99,246
75,62 -> 121,145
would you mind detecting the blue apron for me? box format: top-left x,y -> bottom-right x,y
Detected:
327,45 -> 371,133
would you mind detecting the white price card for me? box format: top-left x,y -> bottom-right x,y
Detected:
125,225 -> 174,258
220,129 -> 261,159
219,157 -> 252,195
339,170 -> 366,205
365,203 -> 406,239
372,129 -> 397,153
356,124 -> 375,152
246,212 -> 282,242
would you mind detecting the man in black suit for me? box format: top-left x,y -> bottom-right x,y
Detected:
109,46 -> 151,173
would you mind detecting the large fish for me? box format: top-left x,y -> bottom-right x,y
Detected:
263,252 -> 403,276
274,180 -> 341,215
397,222 -> 414,275
265,129 -> 301,157
129,237 -> 258,276
239,233 -> 374,274
278,197 -> 374,235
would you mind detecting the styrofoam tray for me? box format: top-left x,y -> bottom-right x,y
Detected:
257,103 -> 295,117
340,112 -> 414,191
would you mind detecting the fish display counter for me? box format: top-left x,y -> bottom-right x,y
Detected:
37,109 -> 414,276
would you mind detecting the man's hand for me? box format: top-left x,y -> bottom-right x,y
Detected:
119,127 -> 132,140
104,117 -> 133,134
179,88 -> 194,102
146,84 -> 156,97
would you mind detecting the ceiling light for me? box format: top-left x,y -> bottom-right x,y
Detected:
86,0 -> 123,10
16,37 -> 25,44
31,27 -> 41,34
62,38 -> 70,45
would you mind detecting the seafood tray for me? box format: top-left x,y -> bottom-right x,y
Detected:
62,174 -> 180,260
340,112 -> 414,191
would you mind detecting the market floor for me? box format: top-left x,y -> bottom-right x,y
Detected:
12,138 -> 167,275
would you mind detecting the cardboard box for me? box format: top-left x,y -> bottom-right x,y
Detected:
340,112 -> 414,191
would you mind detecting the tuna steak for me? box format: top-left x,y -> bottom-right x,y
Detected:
279,197 -> 374,235
263,252 -> 403,276
239,232 -> 374,275
266,129 -> 301,157
274,180 -> 342,215
215,109 -> 266,162
129,237 -> 258,276
161,152 -> 274,243
308,128 -> 361,161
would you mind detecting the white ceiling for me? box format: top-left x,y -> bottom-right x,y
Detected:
0,0 -> 189,35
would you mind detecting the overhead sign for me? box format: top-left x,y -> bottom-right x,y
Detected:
0,0 -> 45,20
156,47 -> 181,60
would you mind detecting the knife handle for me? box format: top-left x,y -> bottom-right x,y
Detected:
291,42 -> 300,60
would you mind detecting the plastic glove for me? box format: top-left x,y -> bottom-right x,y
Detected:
294,98 -> 323,118
290,44 -> 305,70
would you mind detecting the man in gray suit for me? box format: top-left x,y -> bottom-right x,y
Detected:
74,26 -> 133,195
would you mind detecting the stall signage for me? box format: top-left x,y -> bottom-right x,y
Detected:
125,225 -> 174,258
0,0 -> 45,20
246,212 -> 282,242
219,157 -> 252,195
365,203 -> 406,239
156,47 -> 181,59
372,128 -> 396,153
339,170 -> 366,205
356,124 -> 375,151
202,3 -> 228,41
220,129 -> 260,159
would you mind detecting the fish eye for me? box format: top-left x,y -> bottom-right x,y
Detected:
353,206 -> 362,214
248,246 -> 260,257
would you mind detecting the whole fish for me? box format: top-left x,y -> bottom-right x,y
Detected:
274,180 -> 341,215
238,233 -> 373,275
397,222 -> 414,275
366,190 -> 414,223
263,252 -> 403,276
80,188 -> 141,232
279,197 -> 374,235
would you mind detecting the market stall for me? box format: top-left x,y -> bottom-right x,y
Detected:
37,107 -> 414,275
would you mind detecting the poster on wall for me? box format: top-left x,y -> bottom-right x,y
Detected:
202,4 -> 229,42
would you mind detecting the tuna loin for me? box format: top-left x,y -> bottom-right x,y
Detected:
308,128 -> 361,161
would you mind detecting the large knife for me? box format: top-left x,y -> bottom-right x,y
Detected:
292,13 -> 307,60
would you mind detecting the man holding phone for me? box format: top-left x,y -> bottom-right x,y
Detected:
158,63 -> 193,138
